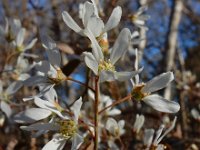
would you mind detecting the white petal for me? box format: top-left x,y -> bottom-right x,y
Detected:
118,120 -> 125,129
46,48 -> 61,68
16,28 -> 25,46
41,34 -> 56,49
153,125 -> 165,145
86,16 -> 104,37
113,69 -> 142,81
103,6 -> 122,33
133,114 -> 145,133
110,28 -> 131,64
42,135 -> 66,150
34,97 -> 68,119
44,87 -> 58,103
83,28 -> 104,62
82,2 -> 95,26
106,118 -> 118,135
143,94 -> 180,113
99,71 -> 115,82
20,122 -> 59,131
107,108 -> 121,116
0,80 -> 3,93
143,129 -> 154,148
142,72 -> 174,93
71,134 -> 83,150
70,97 -> 82,122
13,108 -> 52,123
23,76 -> 47,86
0,101 -> 12,118
5,81 -> 23,95
83,52 -> 98,75
24,38 -> 37,50
62,11 -> 82,34
35,61 -> 50,74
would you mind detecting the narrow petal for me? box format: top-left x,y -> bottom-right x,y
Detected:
107,108 -> 121,116
62,11 -> 82,33
141,72 -> 174,93
143,129 -> 154,148
84,28 -> 104,62
40,34 -> 56,49
46,48 -> 61,68
103,6 -> 122,33
20,123 -> 59,131
110,28 -> 131,64
44,87 -> 58,103
99,70 -> 115,82
86,16 -> 104,37
42,135 -> 66,150
114,69 -> 142,81
13,108 -> 52,123
83,52 -> 98,75
82,2 -> 95,26
16,28 -> 25,46
23,76 -> 47,86
106,118 -> 118,135
70,97 -> 82,122
5,81 -> 23,95
34,97 -> 68,119
71,134 -> 83,150
0,101 -> 12,118
24,38 -> 37,51
143,94 -> 180,113
35,61 -> 51,74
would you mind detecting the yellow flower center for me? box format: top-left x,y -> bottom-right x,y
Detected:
16,45 -> 24,52
98,60 -> 115,73
131,84 -> 148,101
58,120 -> 77,139
49,69 -> 66,84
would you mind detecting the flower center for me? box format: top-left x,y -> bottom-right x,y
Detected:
58,120 -> 77,139
49,69 -> 66,84
131,84 -> 148,101
98,60 -> 115,73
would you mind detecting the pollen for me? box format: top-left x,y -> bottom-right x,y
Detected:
98,59 -> 115,73
58,120 -> 77,139
131,84 -> 148,101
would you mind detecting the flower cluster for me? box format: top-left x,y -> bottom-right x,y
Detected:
0,1 -> 181,150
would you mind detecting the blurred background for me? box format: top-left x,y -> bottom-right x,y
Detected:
0,0 -> 200,149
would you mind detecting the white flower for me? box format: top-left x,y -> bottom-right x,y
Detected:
143,117 -> 177,150
191,107 -> 200,121
12,27 -> 37,52
19,97 -> 83,150
83,28 -> 142,82
23,35 -> 65,100
62,1 -> 122,38
106,118 -> 125,137
130,6 -> 150,30
133,114 -> 145,133
131,72 -> 180,113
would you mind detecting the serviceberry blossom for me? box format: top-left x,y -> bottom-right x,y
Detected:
131,71 -> 180,113
129,6 -> 150,30
133,114 -> 145,134
83,28 -> 142,82
143,117 -> 177,150
62,1 -> 122,38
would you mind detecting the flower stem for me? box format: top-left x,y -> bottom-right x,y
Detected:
98,94 -> 132,114
94,76 -> 99,150
65,77 -> 95,92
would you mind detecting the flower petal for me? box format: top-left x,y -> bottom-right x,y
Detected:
103,6 -> 122,33
84,28 -> 104,62
16,28 -> 25,46
71,134 -> 83,150
24,38 -> 37,51
86,16 -> 104,37
35,61 -> 51,74
110,28 -> 131,64
46,48 -> 61,68
62,11 -> 82,34
82,2 -> 95,26
143,94 -> 180,113
70,97 -> 82,122
5,81 -> 23,95
83,52 -> 98,75
0,101 -> 12,118
41,34 -> 56,50
42,134 -> 66,150
143,129 -> 154,148
141,72 -> 174,93
13,108 -> 52,123
20,123 -> 59,131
